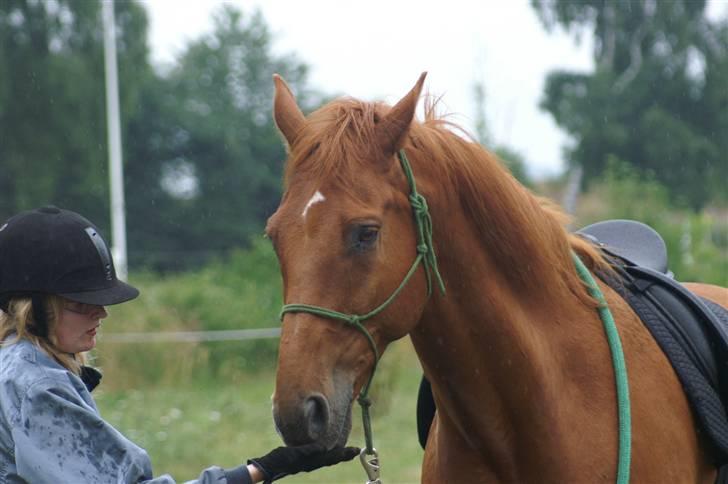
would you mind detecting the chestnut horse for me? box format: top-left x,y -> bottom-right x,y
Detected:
266,72 -> 725,482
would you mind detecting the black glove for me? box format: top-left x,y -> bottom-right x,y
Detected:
248,443 -> 359,483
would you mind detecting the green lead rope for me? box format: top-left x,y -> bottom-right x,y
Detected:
280,149 -> 446,455
572,252 -> 631,484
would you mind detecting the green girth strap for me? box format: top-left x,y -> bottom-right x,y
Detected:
280,149 -> 446,455
572,252 -> 631,484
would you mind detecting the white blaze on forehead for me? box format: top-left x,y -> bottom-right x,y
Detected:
301,190 -> 326,218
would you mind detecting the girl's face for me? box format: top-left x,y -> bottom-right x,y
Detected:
54,300 -> 107,354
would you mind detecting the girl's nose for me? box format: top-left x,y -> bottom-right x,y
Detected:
91,305 -> 108,319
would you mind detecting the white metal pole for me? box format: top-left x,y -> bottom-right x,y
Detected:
562,165 -> 583,217
102,0 -> 128,280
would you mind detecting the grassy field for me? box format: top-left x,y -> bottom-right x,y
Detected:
94,338 -> 426,484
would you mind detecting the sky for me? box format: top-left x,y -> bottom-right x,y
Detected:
141,0 -> 727,178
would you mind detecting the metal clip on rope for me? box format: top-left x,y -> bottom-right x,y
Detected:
360,448 -> 381,484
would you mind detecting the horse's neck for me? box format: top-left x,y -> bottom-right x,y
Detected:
409,191 -> 611,477
412,139 -> 575,302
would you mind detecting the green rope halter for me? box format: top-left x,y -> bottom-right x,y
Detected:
280,149 -> 446,456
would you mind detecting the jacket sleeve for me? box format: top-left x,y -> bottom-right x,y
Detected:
13,377 -> 252,484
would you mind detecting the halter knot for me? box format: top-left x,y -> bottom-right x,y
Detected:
409,193 -> 428,212
397,150 -> 446,298
357,395 -> 372,408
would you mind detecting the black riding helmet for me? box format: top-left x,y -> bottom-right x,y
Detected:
0,206 -> 139,316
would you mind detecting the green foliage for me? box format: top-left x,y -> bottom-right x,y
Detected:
124,6 -> 319,271
494,146 -> 532,188
0,2 -> 320,272
0,0 -> 150,228
532,0 -> 728,210
97,238 -> 284,386
472,80 -> 532,187
575,159 -> 727,285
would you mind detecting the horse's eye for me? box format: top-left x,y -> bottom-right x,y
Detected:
351,225 -> 379,251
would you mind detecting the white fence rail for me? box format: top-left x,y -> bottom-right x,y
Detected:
101,328 -> 281,343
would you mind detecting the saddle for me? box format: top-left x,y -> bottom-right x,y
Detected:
578,219 -> 728,467
416,220 -> 728,471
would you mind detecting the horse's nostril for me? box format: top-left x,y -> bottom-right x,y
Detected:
303,393 -> 330,441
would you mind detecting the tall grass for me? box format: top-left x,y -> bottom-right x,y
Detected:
97,238 -> 283,388
94,339 -> 425,483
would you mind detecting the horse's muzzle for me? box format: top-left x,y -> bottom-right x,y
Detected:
273,389 -> 353,448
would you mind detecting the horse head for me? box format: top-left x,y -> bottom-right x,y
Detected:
267,73 -> 434,448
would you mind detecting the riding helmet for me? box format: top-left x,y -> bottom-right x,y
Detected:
0,206 -> 139,311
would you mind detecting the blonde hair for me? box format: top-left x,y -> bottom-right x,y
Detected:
0,295 -> 87,375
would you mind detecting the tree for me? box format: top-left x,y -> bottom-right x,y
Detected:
472,80 -> 532,187
0,0 -> 150,230
124,6 -> 318,270
531,0 -> 728,209
0,2 -> 318,271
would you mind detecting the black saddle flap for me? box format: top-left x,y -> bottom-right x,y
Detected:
613,265 -> 728,463
625,266 -> 728,396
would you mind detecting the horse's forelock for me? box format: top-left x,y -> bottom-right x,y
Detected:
281,91 -> 457,184
283,99 -> 391,189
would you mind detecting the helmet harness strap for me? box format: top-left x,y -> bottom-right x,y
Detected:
30,294 -> 48,338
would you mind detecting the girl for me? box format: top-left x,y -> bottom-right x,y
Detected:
0,206 -> 356,483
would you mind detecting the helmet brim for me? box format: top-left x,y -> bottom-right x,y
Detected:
59,280 -> 140,306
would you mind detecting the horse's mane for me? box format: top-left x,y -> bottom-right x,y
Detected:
284,96 -> 608,306
411,102 -> 609,304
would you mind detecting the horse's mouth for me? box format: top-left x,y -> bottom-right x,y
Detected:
332,400 -> 353,448
273,386 -> 354,449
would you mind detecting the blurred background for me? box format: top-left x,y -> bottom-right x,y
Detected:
1,0 -> 726,482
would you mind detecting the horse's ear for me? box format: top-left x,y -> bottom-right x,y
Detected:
376,72 -> 427,155
273,74 -> 306,147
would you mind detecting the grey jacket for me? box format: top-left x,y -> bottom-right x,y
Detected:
0,338 -> 250,484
